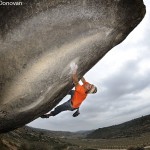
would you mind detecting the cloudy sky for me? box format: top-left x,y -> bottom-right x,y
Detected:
28,0 -> 150,132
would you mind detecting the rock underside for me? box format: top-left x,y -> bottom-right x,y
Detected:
0,0 -> 146,133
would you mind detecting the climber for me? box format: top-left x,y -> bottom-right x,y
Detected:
41,64 -> 97,118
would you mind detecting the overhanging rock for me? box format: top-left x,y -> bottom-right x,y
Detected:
0,0 -> 146,133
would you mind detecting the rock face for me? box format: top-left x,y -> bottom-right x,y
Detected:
0,0 -> 145,133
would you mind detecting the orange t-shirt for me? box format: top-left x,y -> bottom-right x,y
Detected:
71,82 -> 89,108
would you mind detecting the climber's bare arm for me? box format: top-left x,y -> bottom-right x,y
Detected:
72,71 -> 79,86
81,77 -> 86,84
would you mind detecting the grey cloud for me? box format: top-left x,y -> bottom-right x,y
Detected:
101,59 -> 150,102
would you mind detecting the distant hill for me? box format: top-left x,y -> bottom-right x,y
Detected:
21,126 -> 93,139
87,114 -> 150,139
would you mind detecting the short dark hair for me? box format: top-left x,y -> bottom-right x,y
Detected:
93,86 -> 97,93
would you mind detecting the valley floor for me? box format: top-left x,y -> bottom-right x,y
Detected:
61,132 -> 150,149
